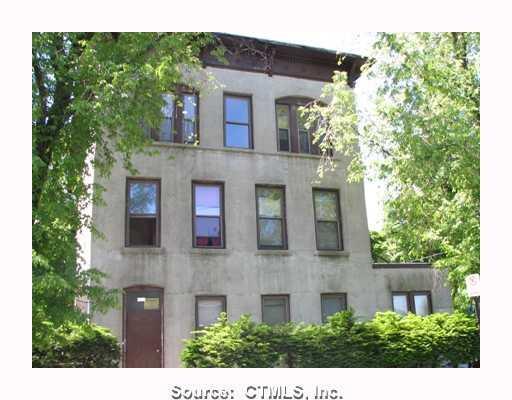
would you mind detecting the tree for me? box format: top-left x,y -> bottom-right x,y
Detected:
305,33 -> 479,310
32,32 -> 215,346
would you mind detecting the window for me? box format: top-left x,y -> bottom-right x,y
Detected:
313,189 -> 343,250
261,295 -> 290,325
412,292 -> 431,316
224,94 -> 252,149
297,109 -> 310,154
256,185 -> 287,249
276,104 -> 291,151
392,291 -> 432,316
195,296 -> 226,329
158,94 -> 174,142
182,93 -> 199,144
125,178 -> 160,247
275,97 -> 322,155
192,182 -> 225,248
321,293 -> 347,323
392,293 -> 409,315
149,90 -> 199,144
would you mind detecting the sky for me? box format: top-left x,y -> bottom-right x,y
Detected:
223,31 -> 384,231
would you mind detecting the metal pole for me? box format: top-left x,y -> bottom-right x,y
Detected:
471,296 -> 480,368
474,296 -> 480,325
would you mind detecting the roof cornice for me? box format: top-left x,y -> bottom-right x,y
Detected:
200,33 -> 367,87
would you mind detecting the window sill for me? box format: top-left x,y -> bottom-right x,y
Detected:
189,248 -> 231,256
152,142 -> 199,149
148,143 -> 342,160
314,250 -> 350,257
255,249 -> 291,256
221,146 -> 255,153
121,247 -> 166,255
277,151 -> 321,159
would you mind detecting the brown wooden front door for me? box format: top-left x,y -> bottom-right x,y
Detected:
124,286 -> 163,368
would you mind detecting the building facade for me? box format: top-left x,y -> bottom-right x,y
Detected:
91,34 -> 452,368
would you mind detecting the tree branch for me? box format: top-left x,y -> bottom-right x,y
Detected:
33,34 -> 75,216
32,53 -> 49,123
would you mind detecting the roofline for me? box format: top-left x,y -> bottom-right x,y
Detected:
372,263 -> 432,269
203,33 -> 367,86
213,32 -> 364,61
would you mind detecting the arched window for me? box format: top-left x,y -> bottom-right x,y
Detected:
275,97 -> 320,155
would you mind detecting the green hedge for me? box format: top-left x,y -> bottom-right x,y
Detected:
32,323 -> 121,368
181,311 -> 479,368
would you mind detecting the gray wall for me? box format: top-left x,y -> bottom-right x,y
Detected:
91,67 -> 452,367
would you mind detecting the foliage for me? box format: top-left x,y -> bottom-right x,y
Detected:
304,33 -> 480,310
181,313 -> 282,367
369,312 -> 479,367
32,322 -> 120,368
32,33 -> 216,346
370,230 -> 393,262
289,311 -> 383,368
370,230 -> 439,264
300,70 -> 361,181
181,311 -> 479,368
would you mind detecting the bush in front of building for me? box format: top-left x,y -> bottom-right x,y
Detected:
32,322 -> 121,368
181,311 -> 479,368
368,311 -> 480,367
289,311 -> 384,367
181,313 -> 283,367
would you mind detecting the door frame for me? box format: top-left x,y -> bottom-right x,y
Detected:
122,284 -> 165,368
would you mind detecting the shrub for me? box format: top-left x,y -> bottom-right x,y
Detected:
181,313 -> 281,367
32,323 -> 121,368
369,312 -> 480,367
181,311 -> 479,368
293,311 -> 384,367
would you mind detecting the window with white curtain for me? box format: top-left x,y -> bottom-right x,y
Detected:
196,296 -> 226,329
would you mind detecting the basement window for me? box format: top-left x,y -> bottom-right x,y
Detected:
321,293 -> 347,323
392,291 -> 432,316
262,295 -> 290,325
392,293 -> 409,315
196,296 -> 226,329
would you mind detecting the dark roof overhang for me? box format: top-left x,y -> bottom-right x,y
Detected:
200,33 -> 367,87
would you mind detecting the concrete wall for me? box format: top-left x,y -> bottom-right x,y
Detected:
373,267 -> 452,313
91,67 -> 452,367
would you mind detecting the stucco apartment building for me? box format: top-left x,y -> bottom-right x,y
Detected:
91,33 -> 452,368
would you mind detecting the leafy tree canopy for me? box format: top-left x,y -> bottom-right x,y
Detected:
305,33 -> 479,310
32,32 -> 215,346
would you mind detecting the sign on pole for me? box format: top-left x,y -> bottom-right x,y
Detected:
465,274 -> 480,298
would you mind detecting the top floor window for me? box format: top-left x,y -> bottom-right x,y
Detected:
275,97 -> 321,155
224,94 -> 253,149
276,104 -> 291,152
148,89 -> 199,144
